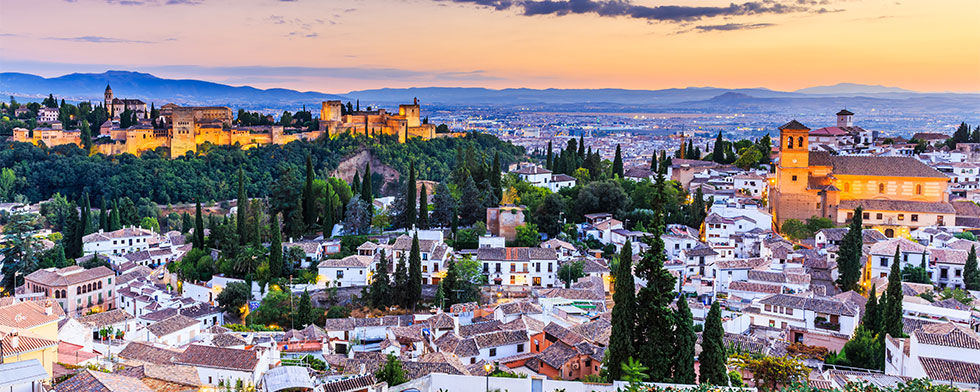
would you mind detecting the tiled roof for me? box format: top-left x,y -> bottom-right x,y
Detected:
473,330 -> 527,349
118,342 -> 181,364
322,374 -> 378,392
115,363 -> 201,387
147,315 -> 199,337
931,298 -> 972,311
459,320 -> 502,337
538,341 -> 577,369
840,199 -> 956,214
78,309 -> 133,327
424,313 -> 456,330
25,266 -> 113,287
501,315 -> 546,335
212,333 -> 248,347
477,247 -> 558,261
0,330 -> 58,355
0,301 -> 60,329
930,248 -> 968,265
175,345 -> 259,372
747,270 -> 787,283
828,154 -> 948,178
914,322 -> 980,349
779,120 -> 809,130
513,165 -> 551,175
869,238 -> 927,255
321,318 -> 356,331
318,255 -> 372,268
142,302 -> 221,322
54,369 -> 154,392
544,322 -> 585,346
918,357 -> 980,384
729,281 -> 782,294
685,244 -> 719,257
716,258 -> 769,270
497,300 -> 543,315
758,294 -> 859,316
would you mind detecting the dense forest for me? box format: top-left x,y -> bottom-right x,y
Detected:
0,132 -> 524,204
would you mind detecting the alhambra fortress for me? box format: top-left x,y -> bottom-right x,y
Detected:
12,85 -> 445,157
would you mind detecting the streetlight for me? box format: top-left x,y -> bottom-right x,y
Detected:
484,362 -> 494,391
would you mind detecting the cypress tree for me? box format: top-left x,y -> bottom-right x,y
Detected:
65,203 -> 82,258
269,213 -> 282,278
441,258 -> 459,309
700,301 -> 728,385
612,144 -> 623,179
296,290 -> 313,327
406,161 -> 417,228
193,201 -> 205,249
361,162 -> 373,203
672,297 -> 696,384
303,154 -> 315,228
393,255 -> 409,308
323,183 -> 335,238
606,240 -> 636,382
81,193 -> 91,235
577,134 -> 585,160
490,152 -> 502,202
546,141 -> 553,170
836,206 -> 864,292
237,168 -> 248,245
965,245 -> 980,290
351,170 -> 361,197
883,247 -> 904,338
408,233 -> 423,311
370,250 -> 392,308
417,185 -> 428,229
650,152 -> 658,171
110,200 -> 121,231
99,197 -> 108,232
634,214 -> 676,382
863,284 -> 880,336
181,212 -> 191,234
52,244 -> 67,268
712,132 -> 725,163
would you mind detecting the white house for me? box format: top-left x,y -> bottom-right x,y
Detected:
143,314 -> 200,347
512,164 -> 577,192
929,248 -> 968,289
680,244 -> 719,278
477,247 -> 559,287
175,344 -> 269,387
867,238 -> 928,280
317,255 -> 372,288
82,226 -> 160,256
733,173 -> 766,198
749,293 -> 860,350
884,322 -> 980,388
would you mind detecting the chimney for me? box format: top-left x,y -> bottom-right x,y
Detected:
359,363 -> 366,375
45,300 -> 53,316
10,329 -> 19,349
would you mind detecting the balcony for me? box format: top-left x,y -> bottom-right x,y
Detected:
814,318 -> 840,332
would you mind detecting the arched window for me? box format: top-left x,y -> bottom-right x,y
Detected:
61,290 -> 66,298
915,184 -> 922,195
54,290 -> 60,299
77,287 -> 81,295
798,136 -> 804,148
787,137 -> 794,149
843,182 -> 850,192
98,281 -> 102,290
879,183 -> 885,194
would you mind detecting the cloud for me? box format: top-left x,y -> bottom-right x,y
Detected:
44,36 -> 157,44
695,22 -> 775,31
443,0 -> 834,22
101,0 -> 202,5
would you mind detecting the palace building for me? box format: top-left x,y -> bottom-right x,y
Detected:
104,84 -> 147,119
319,98 -> 437,143
770,116 -> 952,237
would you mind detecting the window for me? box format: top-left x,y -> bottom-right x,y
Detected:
880,257 -> 889,267
517,344 -> 524,353
876,213 -> 883,220
764,304 -> 772,312
489,348 -> 497,357
336,270 -> 344,279
898,214 -> 904,221
433,263 -> 439,272
798,136 -> 804,147
863,212 -> 870,220
787,137 -> 794,149
843,182 -> 850,192
915,184 -> 922,195
422,265 -> 428,273
911,214 -> 919,222
847,212 -> 853,220
792,175 -> 798,181
548,263 -> 553,272
955,269 -> 962,277
879,183 -> 885,194
483,263 -> 489,273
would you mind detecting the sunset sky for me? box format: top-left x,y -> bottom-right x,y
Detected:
1,0 -> 978,93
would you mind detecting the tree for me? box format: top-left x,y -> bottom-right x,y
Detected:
458,175 -> 483,225
672,297 -> 696,384
392,255 -> 409,308
361,162 -> 373,203
375,354 -> 408,386
557,259 -> 585,288
370,250 -> 392,308
270,166 -> 304,238
0,214 -> 42,293
634,216 -> 676,382
109,200 -> 121,231
700,301 -> 728,385
417,185 -> 428,229
828,326 -> 883,370
98,197 -> 108,232
343,198 -> 371,235
836,206 -> 864,292
407,233 -> 423,311
534,193 -> 566,238
294,290 -> 315,327
883,247 -> 904,338
269,214 -> 282,279
216,281 -> 252,317
712,131 -> 726,164
621,357 -> 650,389
965,245 -> 980,290
606,240 -> 635,382
734,146 -> 762,170
322,183 -> 336,237
303,154 -> 316,229
730,354 -> 809,391
902,252 -> 931,284
780,219 -> 810,241
863,284 -> 880,336
351,170 -> 361,197
193,201 -> 205,250
430,183 -> 456,228
546,141 -> 553,170
237,168 -> 248,245
490,151 -> 502,203
440,257 -> 458,310
514,223 -> 541,247
405,161 -> 417,228
612,144 -> 624,179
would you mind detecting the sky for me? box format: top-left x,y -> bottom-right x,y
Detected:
0,0 -> 978,93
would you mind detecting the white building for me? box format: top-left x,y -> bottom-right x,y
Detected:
143,314 -> 200,347
477,247 -> 559,287
175,344 -> 270,387
82,226 -> 160,256
512,164 -> 577,192
867,238 -> 928,280
317,255 -> 372,288
884,322 -> 980,389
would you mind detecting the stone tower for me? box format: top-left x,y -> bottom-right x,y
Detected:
104,84 -> 113,116
836,109 -> 854,127
772,120 -> 816,223
170,108 -> 196,157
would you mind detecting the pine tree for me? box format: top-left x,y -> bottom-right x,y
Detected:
193,201 -> 205,250
393,255 -> 409,308
99,197 -> 108,232
408,233 -> 423,311
863,284 -> 880,336
965,245 -> 980,290
883,247 -> 904,338
370,250 -> 392,308
672,297 -> 696,384
52,244 -> 67,268
606,240 -> 636,382
634,215 -> 676,382
361,162 -> 373,203
700,301 -> 728,385
405,161 -> 417,228
417,185 -> 428,229
303,154 -> 316,228
295,290 -> 314,327
237,168 -> 248,245
836,206 -> 864,292
612,144 -> 623,179
546,141 -> 553,170
65,202 -> 82,258
269,213 -> 283,278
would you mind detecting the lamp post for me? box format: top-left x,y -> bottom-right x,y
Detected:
484,362 -> 493,392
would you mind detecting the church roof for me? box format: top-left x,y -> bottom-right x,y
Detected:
839,199 -> 956,214
836,109 -> 854,116
809,153 -> 947,178
779,120 -> 809,130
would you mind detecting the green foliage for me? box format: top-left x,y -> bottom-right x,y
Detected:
883,247 -> 904,338
293,290 -> 316,327
268,214 -> 282,279
375,354 -> 408,386
369,250 -> 392,308
407,233 -> 423,311
730,354 -> 809,391
954,231 -> 977,241
700,302 -> 728,385
826,326 -> 883,370
782,216 -> 835,241
606,240 -> 635,382
836,207 -> 864,292
557,259 -> 585,288
672,298 -> 697,384
175,248 -> 214,282
965,245 -> 980,290
514,223 -> 541,247
252,288 -> 293,328
216,282 -> 252,317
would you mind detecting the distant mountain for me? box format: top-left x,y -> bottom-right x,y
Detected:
343,86 -> 801,105
794,83 -> 917,95
0,70 -> 345,108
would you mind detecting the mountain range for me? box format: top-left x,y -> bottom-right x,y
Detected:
1,70 -> 976,113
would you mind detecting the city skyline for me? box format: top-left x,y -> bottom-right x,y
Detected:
1,0 -> 978,93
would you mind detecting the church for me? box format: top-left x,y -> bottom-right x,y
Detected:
104,84 -> 147,119
770,114 -> 953,237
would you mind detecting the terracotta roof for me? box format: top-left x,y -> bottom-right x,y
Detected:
684,244 -> 718,257
147,315 -> 199,337
497,300 -> 543,315
930,248 -> 968,265
477,247 -> 558,261
175,345 -> 259,372
115,363 -> 201,387
0,301 -> 60,330
918,357 -> 980,384
321,318 -> 355,331
758,294 -> 859,316
318,255 -> 372,268
931,298 -> 972,311
513,165 -> 551,175
118,342 -> 181,364
914,322 -> 980,349
840,199 -> 956,214
473,330 -> 527,349
212,333 -> 248,347
78,309 -> 133,327
728,281 -> 782,294
24,266 -> 114,287
54,369 -> 154,392
0,329 -> 59,356
322,374 -> 377,392
829,155 -> 948,178
544,322 -> 586,346
779,120 -> 809,130
424,313 -> 456,330
142,302 -> 221,322
869,238 -> 927,255
716,258 -> 769,270
459,320 -> 502,337
569,318 -> 611,346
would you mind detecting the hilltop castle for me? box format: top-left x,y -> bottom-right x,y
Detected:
12,86 -> 446,157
